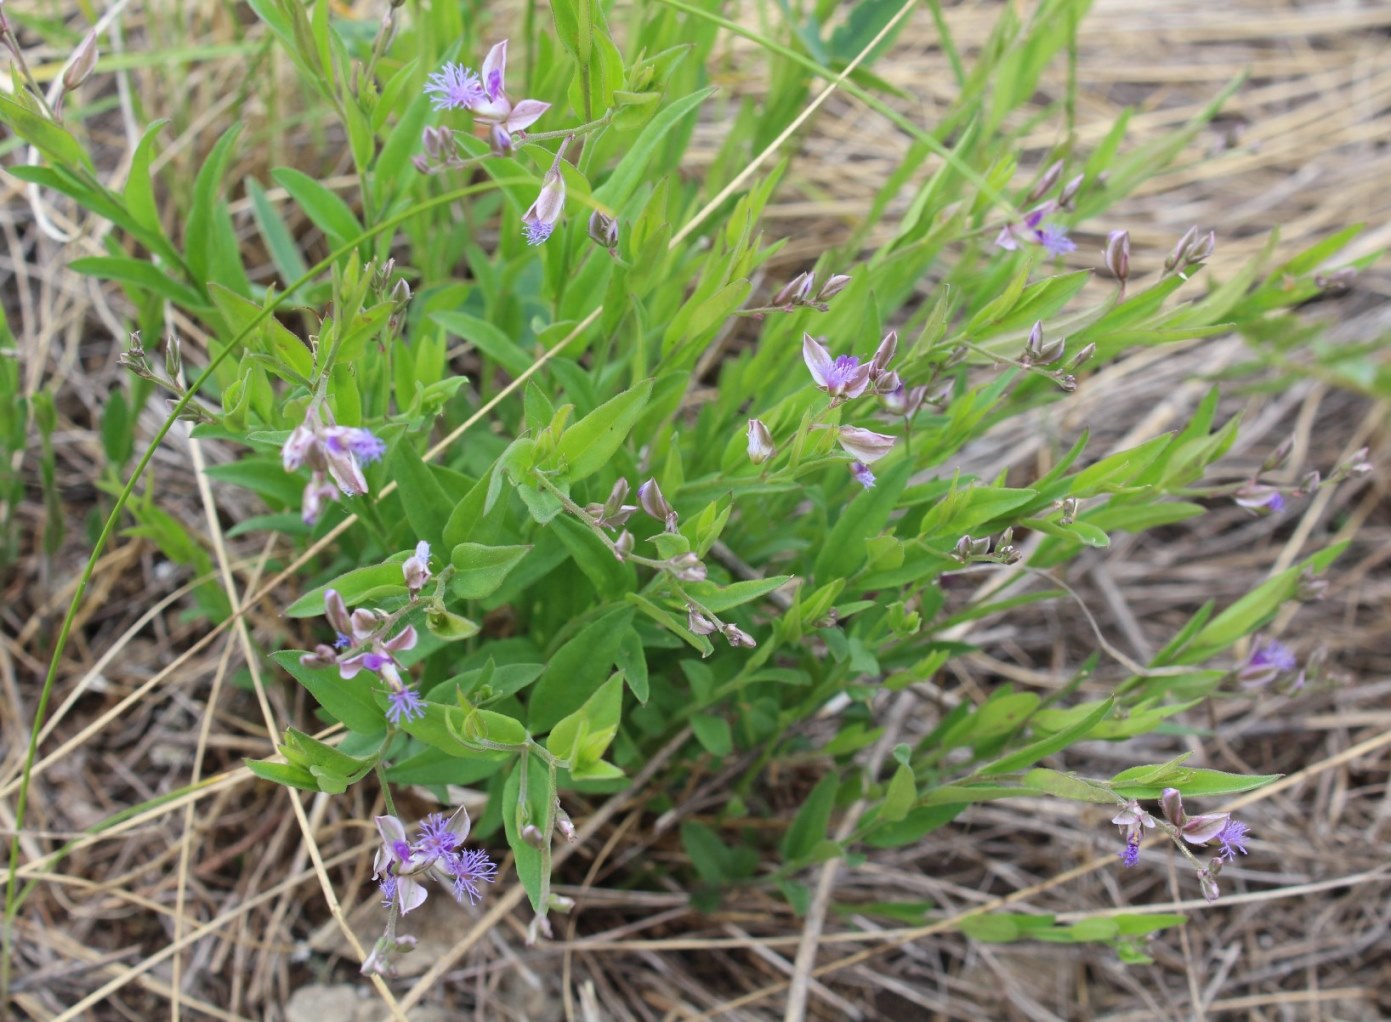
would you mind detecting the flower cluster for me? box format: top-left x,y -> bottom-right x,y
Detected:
1113,789 -> 1252,902
424,40 -> 549,136
373,807 -> 498,914
282,409 -> 387,524
995,201 -> 1076,257
300,587 -> 427,725
797,331 -> 900,488
767,271 -> 851,312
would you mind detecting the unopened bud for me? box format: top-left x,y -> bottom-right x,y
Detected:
1166,225 -> 1200,272
556,810 -> 577,843
489,121 -> 514,156
521,824 -> 546,848
1341,446 -> 1372,477
62,30 -> 99,92
588,209 -> 619,250
746,419 -> 775,465
1058,173 -> 1084,209
1024,321 -> 1045,363
869,330 -> 897,379
772,271 -> 814,307
1187,230 -> 1216,266
874,370 -> 901,396
1262,437 -> 1294,473
687,607 -> 717,635
1314,267 -> 1356,294
1028,159 -> 1064,202
1060,497 -> 1078,525
613,530 -> 634,561
668,552 -> 706,582
1297,569 -> 1329,602
1104,230 -> 1130,283
164,334 -> 183,384
1055,373 -> 1078,392
638,477 -> 678,531
1068,343 -> 1096,370
816,274 -> 852,301
402,540 -> 431,595
722,624 -> 756,648
390,277 -> 412,309
1037,337 -> 1066,364
945,345 -> 968,368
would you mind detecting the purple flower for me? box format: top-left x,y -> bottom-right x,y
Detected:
371,807 -> 490,916
416,811 -> 461,858
1111,800 -> 1155,869
522,166 -> 566,246
349,429 -> 387,464
402,540 -> 431,595
424,62 -> 485,111
1216,819 -> 1250,861
523,219 -> 554,245
448,848 -> 499,905
334,632 -> 351,650
803,334 -> 871,403
386,685 -> 426,725
1238,638 -> 1299,688
850,461 -> 876,489
1234,482 -> 1285,515
1038,223 -> 1076,256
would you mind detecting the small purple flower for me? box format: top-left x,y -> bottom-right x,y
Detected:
1239,638 -> 1299,688
448,848 -> 498,905
1038,223 -> 1076,256
349,429 -> 387,464
850,461 -> 876,489
416,812 -> 460,858
1111,800 -> 1155,869
334,632 -> 352,650
424,62 -> 485,111
1216,819 -> 1250,861
803,334 -> 871,402
523,219 -> 554,246
378,872 -> 398,907
1234,482 -> 1285,515
387,685 -> 426,725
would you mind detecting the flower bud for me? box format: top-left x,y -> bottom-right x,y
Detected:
638,478 -> 679,532
868,330 -> 897,379
556,810 -> 577,843
746,419 -> 775,465
1166,225 -> 1200,271
1055,374 -> 1077,392
1024,321 -> 1045,362
1059,497 -> 1078,525
1058,173 -> 1084,208
1104,230 -> 1130,284
299,644 -> 340,669
1262,437 -> 1294,473
1314,267 -> 1355,294
588,209 -> 619,251
772,271 -> 814,307
489,121 -> 514,156
1187,230 -> 1216,266
402,540 -> 431,596
613,530 -> 634,561
390,276 -> 412,309
164,334 -> 183,385
816,274 -> 852,301
1296,569 -> 1328,602
1028,159 -> 1064,202
722,624 -> 756,648
687,607 -> 717,635
874,370 -> 901,396
521,824 -> 546,848
1037,337 -> 1066,365
62,30 -> 99,92
668,552 -> 706,582
522,167 -> 566,246
1068,343 -> 1096,371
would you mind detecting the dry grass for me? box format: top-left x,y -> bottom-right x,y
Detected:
3,0 -> 1390,1019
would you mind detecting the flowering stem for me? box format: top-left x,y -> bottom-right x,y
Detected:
374,762 -> 398,818
522,111 -> 613,142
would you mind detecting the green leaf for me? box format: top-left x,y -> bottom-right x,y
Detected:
432,311 -> 534,376
690,714 -> 732,757
284,558 -> 408,616
614,627 -> 649,703
502,752 -> 555,913
272,650 -> 384,734
1110,765 -> 1280,801
271,167 -> 364,251
550,513 -> 636,599
546,671 -> 624,771
780,772 -> 838,863
979,699 -> 1113,776
388,442 -> 455,550
245,758 -> 321,792
185,123 -> 252,297
814,461 -> 911,580
528,606 -> 633,732
556,380 -> 654,484
449,542 -> 532,600
0,94 -> 93,170
596,90 -> 715,211
70,256 -> 207,309
879,764 -> 917,823
682,575 -> 794,614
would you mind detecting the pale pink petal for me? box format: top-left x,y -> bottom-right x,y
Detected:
504,99 -> 550,133
801,334 -> 834,388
